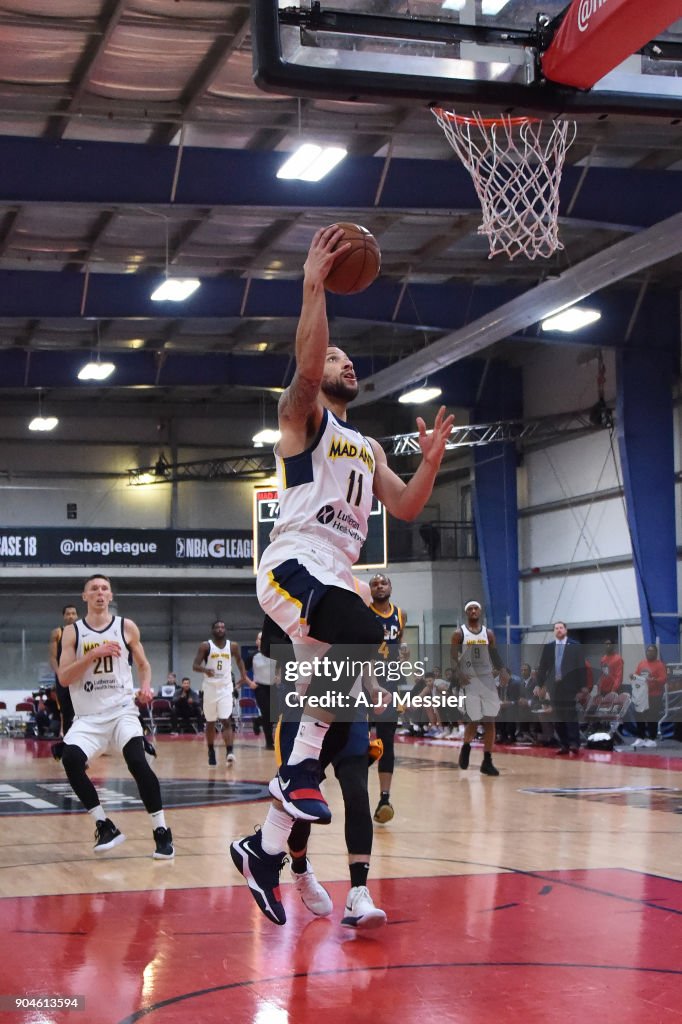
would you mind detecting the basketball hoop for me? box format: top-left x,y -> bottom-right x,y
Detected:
431,109 -> 577,261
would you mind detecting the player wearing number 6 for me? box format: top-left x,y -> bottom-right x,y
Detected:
193,620 -> 250,767
57,573 -> 174,859
232,226 -> 453,925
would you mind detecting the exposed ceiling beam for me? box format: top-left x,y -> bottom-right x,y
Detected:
149,11 -> 252,146
355,211 -> 682,405
46,0 -> 129,140
0,207 -> 22,256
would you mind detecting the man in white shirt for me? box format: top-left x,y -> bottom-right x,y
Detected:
251,630 -> 277,750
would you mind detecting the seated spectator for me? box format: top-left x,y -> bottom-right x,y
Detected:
516,663 -> 541,742
631,644 -> 667,747
404,671 -> 431,736
599,639 -> 624,694
31,691 -> 60,738
527,678 -> 556,747
497,668 -> 521,743
171,677 -> 203,734
158,672 -> 177,699
419,671 -> 446,736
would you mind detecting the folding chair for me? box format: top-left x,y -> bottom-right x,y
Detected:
151,698 -> 173,734
237,696 -> 259,733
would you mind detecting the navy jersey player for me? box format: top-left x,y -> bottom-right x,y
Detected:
49,603 -> 78,760
368,573 -> 406,823
231,225 -> 453,925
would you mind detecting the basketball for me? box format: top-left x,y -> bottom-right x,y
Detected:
324,222 -> 381,295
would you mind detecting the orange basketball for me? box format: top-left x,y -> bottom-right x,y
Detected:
324,222 -> 381,295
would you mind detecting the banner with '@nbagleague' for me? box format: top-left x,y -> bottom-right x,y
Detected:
0,527 -> 253,568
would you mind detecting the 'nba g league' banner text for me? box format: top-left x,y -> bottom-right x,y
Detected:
0,527 -> 253,567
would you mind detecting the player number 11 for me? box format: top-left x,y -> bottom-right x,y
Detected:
346,470 -> 363,507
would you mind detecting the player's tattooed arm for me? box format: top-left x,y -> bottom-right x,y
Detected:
278,226 -> 349,440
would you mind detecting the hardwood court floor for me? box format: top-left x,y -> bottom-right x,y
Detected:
1,733 -> 682,1024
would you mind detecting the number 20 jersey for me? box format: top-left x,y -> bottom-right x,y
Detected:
270,408 -> 375,566
71,615 -> 135,717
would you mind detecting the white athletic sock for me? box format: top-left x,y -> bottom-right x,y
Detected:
150,810 -> 167,830
88,806 -> 106,823
286,715 -> 330,766
261,805 -> 293,855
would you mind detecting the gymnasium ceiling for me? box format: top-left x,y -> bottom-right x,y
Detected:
0,0 -> 680,439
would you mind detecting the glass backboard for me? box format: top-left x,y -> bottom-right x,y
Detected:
253,1 -> 682,119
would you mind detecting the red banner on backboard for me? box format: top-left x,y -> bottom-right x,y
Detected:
542,0 -> 680,91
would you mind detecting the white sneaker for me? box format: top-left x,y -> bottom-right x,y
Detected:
643,738 -> 657,748
226,752 -> 236,764
631,738 -> 644,748
341,886 -> 387,930
291,860 -> 332,917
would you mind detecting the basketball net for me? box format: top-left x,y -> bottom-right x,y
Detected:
432,110 -> 577,261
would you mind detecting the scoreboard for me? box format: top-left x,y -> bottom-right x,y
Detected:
253,487 -> 387,572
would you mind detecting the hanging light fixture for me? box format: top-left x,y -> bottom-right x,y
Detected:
150,212 -> 201,302
28,389 -> 58,432
77,321 -> 116,381
398,385 -> 443,404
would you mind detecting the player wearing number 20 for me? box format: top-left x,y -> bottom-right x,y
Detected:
58,573 -> 174,859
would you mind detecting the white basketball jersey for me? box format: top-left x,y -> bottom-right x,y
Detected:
71,616 -> 136,717
460,622 -> 496,687
204,639 -> 233,696
271,408 -> 375,565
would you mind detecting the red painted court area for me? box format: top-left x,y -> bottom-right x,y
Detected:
5,869 -> 682,1024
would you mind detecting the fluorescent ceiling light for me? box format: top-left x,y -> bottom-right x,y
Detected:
150,278 -> 201,302
541,307 -> 602,333
252,428 -> 282,446
276,144 -> 347,182
442,0 -> 466,10
398,386 -> 443,404
29,416 -> 58,432
77,361 -> 116,381
481,0 -> 511,13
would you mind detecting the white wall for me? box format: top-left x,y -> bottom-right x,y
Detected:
355,559 -> 483,648
523,346 -> 616,418
519,345 -> 649,639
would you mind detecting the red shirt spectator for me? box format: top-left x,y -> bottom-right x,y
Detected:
599,641 -> 624,694
633,646 -> 667,699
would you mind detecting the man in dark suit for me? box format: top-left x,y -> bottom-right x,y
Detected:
536,621 -> 586,754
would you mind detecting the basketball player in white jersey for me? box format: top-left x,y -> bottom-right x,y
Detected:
57,574 -> 174,858
231,225 -> 453,923
193,620 -> 249,766
451,600 -> 508,776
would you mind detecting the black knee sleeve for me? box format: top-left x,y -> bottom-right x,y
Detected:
375,721 -> 397,774
62,744 -> 100,811
288,818 -> 312,853
335,755 -> 373,855
123,736 -> 162,814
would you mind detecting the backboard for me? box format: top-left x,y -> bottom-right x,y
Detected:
253,1 -> 682,119
253,487 -> 387,571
